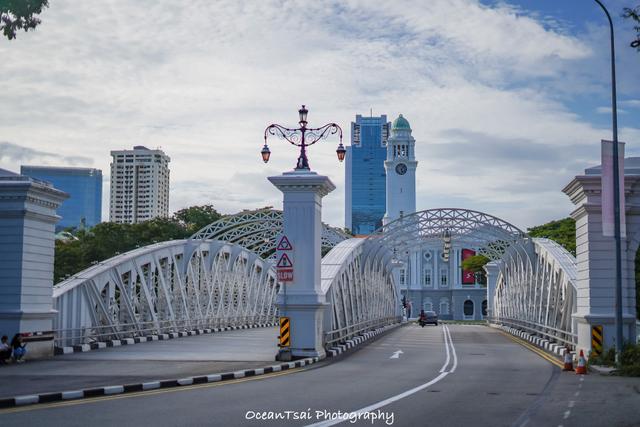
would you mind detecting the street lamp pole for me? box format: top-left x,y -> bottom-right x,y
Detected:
262,105 -> 345,351
593,0 -> 623,365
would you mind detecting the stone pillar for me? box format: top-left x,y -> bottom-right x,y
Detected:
483,261 -> 500,319
563,168 -> 639,356
0,169 -> 68,358
268,170 -> 335,359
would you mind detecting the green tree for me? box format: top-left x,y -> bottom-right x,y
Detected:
1,0 -> 49,40
527,217 -> 576,256
173,205 -> 222,235
461,254 -> 490,273
53,207 -> 225,283
623,5 -> 640,50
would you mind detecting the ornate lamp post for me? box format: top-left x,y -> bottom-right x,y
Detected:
261,105 -> 346,170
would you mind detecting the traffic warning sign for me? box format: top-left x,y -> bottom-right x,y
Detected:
276,235 -> 293,251
277,252 -> 294,283
277,253 -> 293,268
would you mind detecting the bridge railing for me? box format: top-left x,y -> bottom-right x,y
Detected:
487,317 -> 577,347
52,316 -> 273,348
52,239 -> 278,347
492,238 -> 578,348
321,238 -> 401,347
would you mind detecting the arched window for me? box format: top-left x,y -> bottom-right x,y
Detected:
423,298 -> 433,312
482,300 -> 488,317
439,298 -> 449,315
463,300 -> 474,318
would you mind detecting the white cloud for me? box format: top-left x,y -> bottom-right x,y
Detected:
596,106 -> 627,114
620,99 -> 640,108
0,0 -> 637,230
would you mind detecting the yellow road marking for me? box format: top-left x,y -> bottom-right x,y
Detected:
500,331 -> 564,369
0,368 -> 302,415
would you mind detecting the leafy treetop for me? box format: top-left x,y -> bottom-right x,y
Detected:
527,217 -> 576,256
623,5 -> 640,50
0,0 -> 49,40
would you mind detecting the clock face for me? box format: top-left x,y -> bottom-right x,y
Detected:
395,163 -> 407,175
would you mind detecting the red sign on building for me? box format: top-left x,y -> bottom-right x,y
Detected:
461,249 -> 476,284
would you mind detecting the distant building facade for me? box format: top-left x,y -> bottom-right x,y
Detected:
110,146 -> 170,224
20,165 -> 102,230
345,114 -> 390,235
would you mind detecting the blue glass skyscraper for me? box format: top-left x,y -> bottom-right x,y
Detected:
20,166 -> 102,230
345,114 -> 390,235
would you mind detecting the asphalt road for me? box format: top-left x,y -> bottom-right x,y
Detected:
1,324 -> 638,427
0,327 -> 279,399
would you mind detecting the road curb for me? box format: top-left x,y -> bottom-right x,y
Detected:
492,324 -> 570,359
326,323 -> 402,358
54,322 -> 278,355
0,353 -> 321,409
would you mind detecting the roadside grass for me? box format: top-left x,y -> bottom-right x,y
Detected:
588,342 -> 640,376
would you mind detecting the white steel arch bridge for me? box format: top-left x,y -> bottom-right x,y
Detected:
52,208 -> 579,351
368,208 -> 578,347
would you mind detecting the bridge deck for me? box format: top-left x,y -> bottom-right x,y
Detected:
0,327 -> 278,399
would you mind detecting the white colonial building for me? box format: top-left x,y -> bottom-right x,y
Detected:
384,115 -> 488,320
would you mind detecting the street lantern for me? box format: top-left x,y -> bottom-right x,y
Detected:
336,142 -> 346,162
261,144 -> 271,163
298,105 -> 308,125
262,105 -> 344,171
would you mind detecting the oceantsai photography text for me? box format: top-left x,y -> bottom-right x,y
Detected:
244,409 -> 395,425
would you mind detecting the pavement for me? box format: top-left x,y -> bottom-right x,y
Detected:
1,324 -> 638,426
0,326 -> 279,399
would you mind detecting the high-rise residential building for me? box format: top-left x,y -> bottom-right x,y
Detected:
20,165 -> 102,231
109,146 -> 170,224
345,114 -> 390,235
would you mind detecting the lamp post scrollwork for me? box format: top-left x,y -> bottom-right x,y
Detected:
261,105 -> 346,171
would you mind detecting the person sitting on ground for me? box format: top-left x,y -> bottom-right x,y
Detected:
0,335 -> 11,363
11,334 -> 26,363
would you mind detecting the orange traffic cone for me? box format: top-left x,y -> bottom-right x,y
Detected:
562,349 -> 574,371
575,349 -> 587,375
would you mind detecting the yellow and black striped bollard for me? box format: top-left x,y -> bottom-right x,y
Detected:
591,325 -> 603,357
279,316 -> 290,347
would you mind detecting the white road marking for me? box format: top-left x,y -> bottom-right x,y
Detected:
306,325 -> 457,427
568,401 -> 575,408
390,350 -> 404,359
580,377 -> 584,382
574,391 -> 580,397
445,325 -> 458,373
439,325 -> 451,373
563,410 -> 571,419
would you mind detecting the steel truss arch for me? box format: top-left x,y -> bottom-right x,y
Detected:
368,208 -> 526,260
321,238 -> 401,346
190,208 -> 349,260
492,238 -> 578,346
53,239 -> 279,347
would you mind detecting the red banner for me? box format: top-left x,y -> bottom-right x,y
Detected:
462,249 -> 476,284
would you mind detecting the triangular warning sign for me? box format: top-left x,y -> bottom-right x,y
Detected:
277,253 -> 293,268
276,236 -> 293,251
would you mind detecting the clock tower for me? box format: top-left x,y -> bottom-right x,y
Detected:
383,114 -> 417,225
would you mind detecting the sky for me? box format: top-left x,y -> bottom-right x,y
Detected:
0,0 -> 638,231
